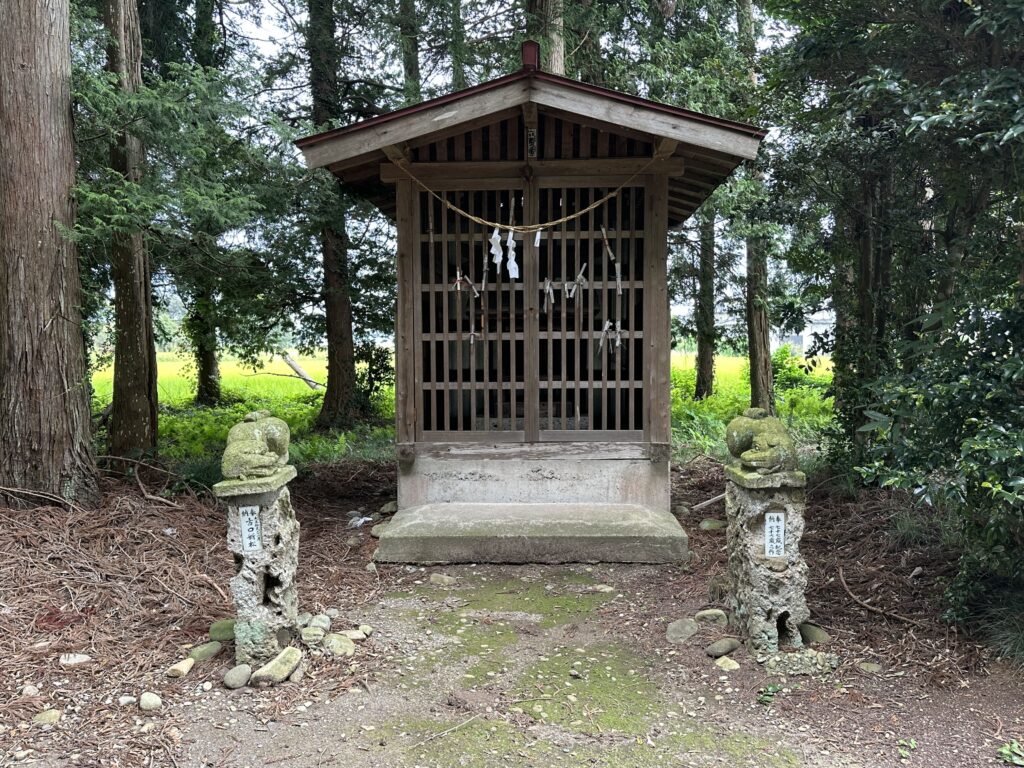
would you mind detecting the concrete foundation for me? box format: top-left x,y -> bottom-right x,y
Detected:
398,444 -> 670,510
374,502 -> 689,564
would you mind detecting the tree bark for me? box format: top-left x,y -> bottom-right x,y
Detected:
188,293 -> 222,406
105,0 -> 158,456
398,0 -> 422,104
308,0 -> 359,429
736,0 -> 774,413
449,0 -> 468,90
694,210 -> 716,400
529,0 -> 564,74
544,0 -> 565,75
0,0 -> 100,505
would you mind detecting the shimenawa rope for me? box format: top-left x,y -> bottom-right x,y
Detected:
393,156 -> 660,233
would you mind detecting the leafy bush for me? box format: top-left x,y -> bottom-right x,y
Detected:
772,344 -> 831,392
670,352 -> 834,459
856,291 -> 1024,619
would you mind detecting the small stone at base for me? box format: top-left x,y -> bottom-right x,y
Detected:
798,623 -> 831,645
209,619 -> 236,642
188,641 -> 223,661
715,657 -> 740,671
308,614 -> 332,631
430,573 -> 457,586
300,626 -> 326,645
117,695 -> 137,707
322,633 -> 356,657
667,618 -> 700,644
858,661 -> 883,674
223,664 -> 252,689
166,657 -> 195,678
699,518 -> 727,531
705,638 -> 742,658
358,624 -> 373,636
139,692 -> 162,712
251,647 -> 302,686
695,609 -> 728,626
32,709 -> 61,725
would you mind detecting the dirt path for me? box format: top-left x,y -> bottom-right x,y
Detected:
177,562 -> 1020,768
4,461 -> 1022,767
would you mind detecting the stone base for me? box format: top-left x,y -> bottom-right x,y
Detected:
373,503 -> 689,564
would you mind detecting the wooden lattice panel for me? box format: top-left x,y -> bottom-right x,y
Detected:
413,183 -> 646,442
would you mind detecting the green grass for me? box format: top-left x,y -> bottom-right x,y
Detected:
669,347 -> 834,460
91,347 -> 834,483
91,351 -> 332,405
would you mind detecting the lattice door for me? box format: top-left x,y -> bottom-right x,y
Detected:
536,184 -> 645,440
413,184 -> 647,442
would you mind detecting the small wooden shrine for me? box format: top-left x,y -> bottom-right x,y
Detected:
297,42 -> 764,563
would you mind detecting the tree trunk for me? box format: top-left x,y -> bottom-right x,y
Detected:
574,0 -> 603,85
318,212 -> 358,428
736,0 -> 774,413
529,0 -> 564,74
694,210 -> 716,400
745,236 -> 774,412
449,0 -> 468,89
188,295 -> 221,406
308,0 -> 359,429
105,0 -> 158,457
544,0 -> 565,75
398,0 -> 421,104
0,0 -> 99,505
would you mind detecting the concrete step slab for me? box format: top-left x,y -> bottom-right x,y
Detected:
373,503 -> 689,564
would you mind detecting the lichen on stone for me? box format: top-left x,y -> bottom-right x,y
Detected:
221,411 -> 291,480
725,407 -> 799,475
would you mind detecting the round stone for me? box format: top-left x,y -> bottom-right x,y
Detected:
715,657 -> 740,672
798,623 -> 831,645
223,664 -> 252,689
705,638 -> 742,658
695,609 -> 729,626
139,692 -> 162,712
699,518 -> 727,531
20,685 -> 40,697
667,618 -> 700,644
322,633 -> 356,657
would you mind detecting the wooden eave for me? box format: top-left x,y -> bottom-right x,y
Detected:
296,68 -> 766,229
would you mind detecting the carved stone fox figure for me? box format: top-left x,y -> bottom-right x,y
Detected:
725,407 -> 798,475
221,411 -> 290,480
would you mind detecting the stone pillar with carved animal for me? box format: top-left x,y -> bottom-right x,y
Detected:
213,411 -> 299,665
723,408 -> 810,653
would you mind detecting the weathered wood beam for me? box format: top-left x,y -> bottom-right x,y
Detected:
530,79 -> 762,159
301,81 -> 531,168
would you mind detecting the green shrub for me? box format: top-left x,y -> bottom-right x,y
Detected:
857,292 -> 1024,619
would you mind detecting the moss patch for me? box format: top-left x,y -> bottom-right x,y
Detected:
510,643 -> 659,735
417,573 -> 611,629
